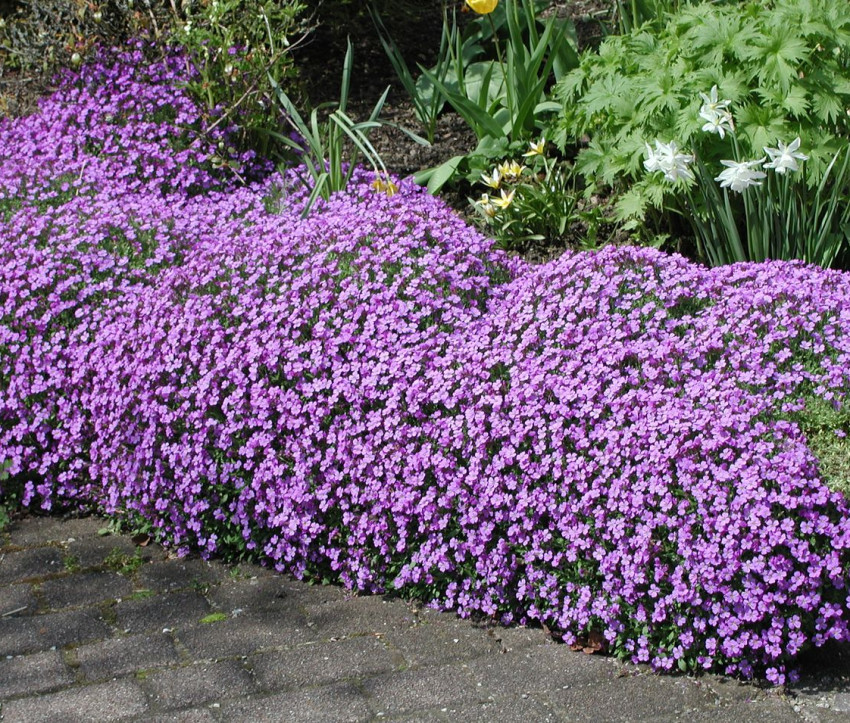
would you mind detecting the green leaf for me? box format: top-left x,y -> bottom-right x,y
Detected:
751,27 -> 809,93
200,612 -> 229,624
812,92 -> 844,125
414,155 -> 465,194
615,187 -> 650,221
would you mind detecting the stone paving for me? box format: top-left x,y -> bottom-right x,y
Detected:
1,513 -> 850,722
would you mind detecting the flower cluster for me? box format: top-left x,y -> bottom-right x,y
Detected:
645,87 -> 810,193
3,52 -> 850,687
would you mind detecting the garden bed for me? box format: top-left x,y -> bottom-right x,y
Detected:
2,45 -> 850,687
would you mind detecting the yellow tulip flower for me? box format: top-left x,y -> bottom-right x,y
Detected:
523,138 -> 546,157
490,188 -> 515,209
466,0 -> 498,14
480,168 -> 501,189
497,160 -> 524,183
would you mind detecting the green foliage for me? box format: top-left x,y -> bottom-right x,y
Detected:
469,138 -> 597,251
414,0 -> 579,193
612,0 -> 729,34
678,144 -> 850,267
793,395 -> 850,498
199,611 -> 229,623
173,0 -> 313,154
267,39 -> 417,217
0,459 -> 18,533
0,0 -> 164,86
102,546 -> 143,576
368,0 -> 456,144
556,0 -> 850,226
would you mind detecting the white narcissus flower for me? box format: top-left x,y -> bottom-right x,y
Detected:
700,109 -> 735,139
763,137 -> 808,174
715,159 -> 767,193
699,85 -> 735,139
699,85 -> 732,115
644,140 -> 694,182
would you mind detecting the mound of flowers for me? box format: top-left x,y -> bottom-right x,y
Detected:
2,48 -> 850,686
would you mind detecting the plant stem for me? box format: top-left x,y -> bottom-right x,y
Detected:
487,13 -> 513,127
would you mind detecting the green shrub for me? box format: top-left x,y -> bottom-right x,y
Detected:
554,0 -> 850,231
173,0 -> 313,154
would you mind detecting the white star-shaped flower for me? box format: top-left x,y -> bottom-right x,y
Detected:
763,137 -> 808,174
715,158 -> 767,193
644,140 -> 694,182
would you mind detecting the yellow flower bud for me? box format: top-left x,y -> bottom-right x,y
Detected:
371,174 -> 399,197
466,0 -> 498,14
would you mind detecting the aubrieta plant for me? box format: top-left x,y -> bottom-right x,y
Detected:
643,86 -> 850,267
4,46 -> 850,687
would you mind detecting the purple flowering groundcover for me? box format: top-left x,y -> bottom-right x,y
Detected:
2,48 -> 850,686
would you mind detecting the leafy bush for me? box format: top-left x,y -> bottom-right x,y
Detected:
0,0 -> 160,77
172,0 -> 313,154
4,49 -> 850,687
555,0 -> 850,232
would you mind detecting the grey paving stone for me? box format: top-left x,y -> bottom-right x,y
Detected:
115,590 -> 211,634
545,671 -> 721,722
379,713 -> 449,723
0,583 -> 38,617
4,515 -> 102,547
465,643 -> 616,697
136,558 -> 229,593
40,571 -> 134,609
75,632 -> 179,681
443,695 -> 564,722
0,547 -> 64,584
653,697 -> 800,722
361,663 -> 483,715
701,675 -> 768,705
0,678 -> 147,722
220,683 -> 372,722
204,575 -> 304,615
0,608 -> 111,656
303,594 -> 419,640
383,620 -> 504,668
486,623 -> 553,653
176,611 -> 316,659
275,578 -> 350,607
250,635 -> 399,691
141,660 -> 254,710
143,710 -> 218,723
0,650 -> 74,699
833,692 -> 850,713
